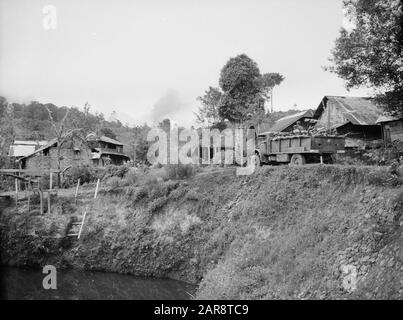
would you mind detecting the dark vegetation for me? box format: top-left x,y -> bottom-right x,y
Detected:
327,0 -> 403,113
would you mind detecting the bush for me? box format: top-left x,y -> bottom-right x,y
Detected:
102,164 -> 130,179
122,170 -> 137,186
105,176 -> 123,191
62,165 -> 98,188
164,164 -> 195,180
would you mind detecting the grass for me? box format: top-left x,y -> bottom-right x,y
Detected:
1,164 -> 402,299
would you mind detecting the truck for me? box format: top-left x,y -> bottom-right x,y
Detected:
254,133 -> 345,166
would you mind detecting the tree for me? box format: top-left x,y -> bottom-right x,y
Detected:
217,54 -> 284,124
327,0 -> 403,113
45,106 -> 82,171
195,87 -> 222,126
99,127 -> 117,140
260,73 -> 285,113
0,98 -> 14,160
218,54 -> 262,123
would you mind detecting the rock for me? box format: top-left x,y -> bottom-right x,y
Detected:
387,260 -> 395,268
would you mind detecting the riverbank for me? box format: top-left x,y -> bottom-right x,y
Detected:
1,165 -> 402,299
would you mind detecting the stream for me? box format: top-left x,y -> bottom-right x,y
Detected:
0,267 -> 197,300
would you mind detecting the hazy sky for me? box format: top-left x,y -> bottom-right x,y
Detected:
0,0 -> 370,127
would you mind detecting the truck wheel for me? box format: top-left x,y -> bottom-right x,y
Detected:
250,154 -> 261,167
290,154 -> 306,166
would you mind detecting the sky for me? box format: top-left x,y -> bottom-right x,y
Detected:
0,0 -> 371,127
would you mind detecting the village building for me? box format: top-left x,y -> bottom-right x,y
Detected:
18,134 -> 130,171
376,113 -> 403,143
313,96 -> 383,148
8,140 -> 48,161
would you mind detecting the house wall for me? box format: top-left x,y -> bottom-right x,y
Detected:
316,100 -> 346,129
24,145 -> 92,171
383,120 -> 403,142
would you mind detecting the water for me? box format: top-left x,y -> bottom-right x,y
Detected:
0,267 -> 197,300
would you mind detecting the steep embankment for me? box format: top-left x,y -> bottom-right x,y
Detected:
0,165 -> 402,299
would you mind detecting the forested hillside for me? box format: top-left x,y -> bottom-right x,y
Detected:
0,96 -> 151,165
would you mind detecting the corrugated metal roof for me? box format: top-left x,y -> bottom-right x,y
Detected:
315,96 -> 383,126
18,139 -> 58,161
14,140 -> 48,146
98,135 -> 124,146
8,145 -> 36,157
376,113 -> 403,123
260,110 -> 314,134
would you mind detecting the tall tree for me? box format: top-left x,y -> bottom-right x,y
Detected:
217,54 -> 284,124
219,54 -> 262,123
327,0 -> 403,113
260,73 -> 285,113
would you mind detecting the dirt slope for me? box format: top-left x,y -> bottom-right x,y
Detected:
1,165 -> 402,299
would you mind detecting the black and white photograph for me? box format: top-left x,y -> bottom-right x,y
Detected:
0,0 -> 402,306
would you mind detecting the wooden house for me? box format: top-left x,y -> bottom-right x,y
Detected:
313,96 -> 383,148
18,134 -> 130,170
376,114 -> 403,143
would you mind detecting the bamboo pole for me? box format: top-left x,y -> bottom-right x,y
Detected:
15,178 -> 18,209
77,211 -> 87,239
39,191 -> 43,215
94,179 -> 100,199
47,192 -> 51,214
74,178 -> 80,205
50,172 -> 53,190
27,186 -> 30,212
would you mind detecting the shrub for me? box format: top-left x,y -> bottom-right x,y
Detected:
148,196 -> 168,213
62,165 -> 98,188
103,164 -> 130,179
122,170 -> 137,186
164,164 -> 195,180
105,176 -> 123,191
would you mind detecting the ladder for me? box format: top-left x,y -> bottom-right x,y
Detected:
66,178 -> 100,239
67,211 -> 87,238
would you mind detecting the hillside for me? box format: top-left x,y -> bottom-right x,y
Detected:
0,97 -> 150,164
0,165 -> 402,299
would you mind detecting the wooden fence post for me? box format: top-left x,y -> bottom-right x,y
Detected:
27,185 -> 31,212
39,190 -> 44,215
94,179 -> 100,199
15,178 -> 18,209
75,178 -> 80,205
47,192 -> 51,214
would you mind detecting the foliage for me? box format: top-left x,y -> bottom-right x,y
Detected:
164,164 -> 195,180
327,0 -> 403,113
62,165 -> 98,188
194,54 -> 285,125
99,127 -> 117,140
195,87 -> 223,126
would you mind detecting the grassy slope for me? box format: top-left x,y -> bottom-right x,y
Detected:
0,165 -> 402,299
